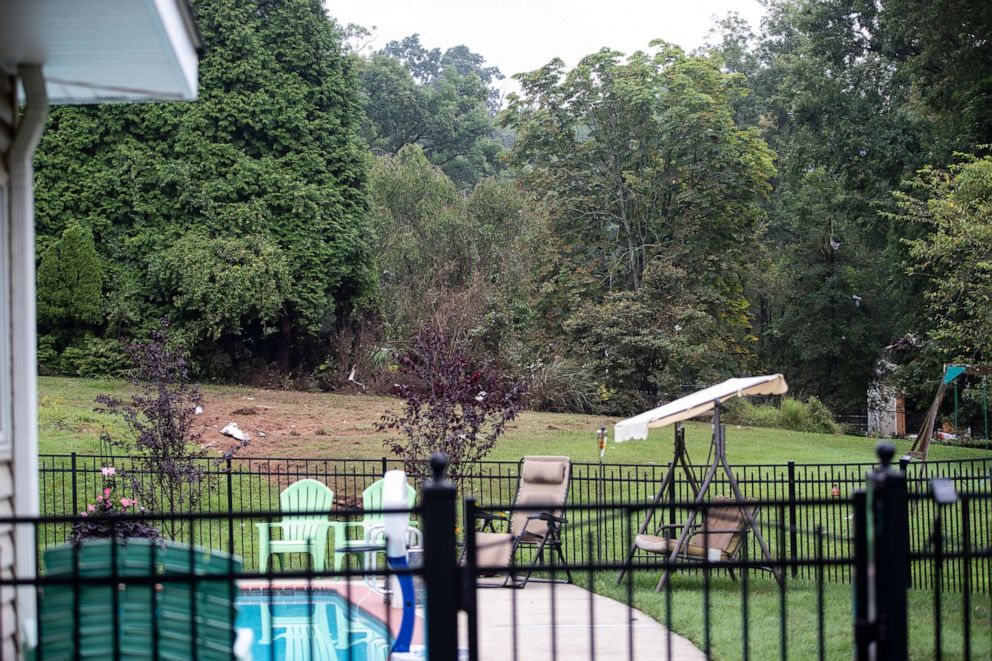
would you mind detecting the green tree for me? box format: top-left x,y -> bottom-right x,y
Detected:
37,223 -> 104,329
876,0 -> 992,151
501,44 -> 775,408
707,0 -> 932,410
898,155 -> 992,368
360,35 -> 503,187
34,0 -> 373,374
369,145 -> 539,356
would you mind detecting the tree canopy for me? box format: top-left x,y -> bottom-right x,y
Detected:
359,35 -> 504,187
32,0 -> 992,425
35,0 -> 373,375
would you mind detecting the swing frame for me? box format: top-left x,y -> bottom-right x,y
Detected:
616,401 -> 782,590
909,364 -> 992,460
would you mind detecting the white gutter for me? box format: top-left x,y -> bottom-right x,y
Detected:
9,63 -> 47,652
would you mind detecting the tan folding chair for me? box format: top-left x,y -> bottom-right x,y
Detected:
473,456 -> 573,588
634,496 -> 757,580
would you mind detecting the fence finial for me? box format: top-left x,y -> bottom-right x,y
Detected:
875,441 -> 895,468
429,453 -> 449,485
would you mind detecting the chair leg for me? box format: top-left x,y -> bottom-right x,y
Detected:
517,536 -> 551,589
501,537 -> 524,588
553,540 -> 574,584
259,537 -> 269,573
314,540 -> 327,573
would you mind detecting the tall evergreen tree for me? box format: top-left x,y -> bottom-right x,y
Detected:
34,0 -> 373,374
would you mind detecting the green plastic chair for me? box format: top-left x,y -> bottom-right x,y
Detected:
330,478 -> 417,571
39,538 -> 244,660
256,478 -> 335,572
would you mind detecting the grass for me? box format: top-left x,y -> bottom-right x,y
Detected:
37,376 -> 992,659
38,376 -> 992,465
592,571 -> 992,660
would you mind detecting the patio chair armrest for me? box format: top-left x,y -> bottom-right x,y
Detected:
329,519 -> 368,543
474,510 -> 507,522
526,512 -> 564,524
255,521 -> 285,533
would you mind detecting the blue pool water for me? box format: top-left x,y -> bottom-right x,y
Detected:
236,590 -> 391,661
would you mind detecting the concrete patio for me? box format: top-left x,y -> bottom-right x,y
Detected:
464,581 -> 705,660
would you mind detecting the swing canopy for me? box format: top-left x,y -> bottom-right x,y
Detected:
614,374 -> 789,442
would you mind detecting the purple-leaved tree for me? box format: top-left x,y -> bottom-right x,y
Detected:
96,320 -> 244,539
379,329 -> 527,480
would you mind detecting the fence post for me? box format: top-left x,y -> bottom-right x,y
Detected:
422,454 -> 459,661
853,490 -> 870,661
226,457 -> 235,556
868,442 -> 910,660
787,460 -> 798,578
70,452 -> 78,517
382,456 -> 388,477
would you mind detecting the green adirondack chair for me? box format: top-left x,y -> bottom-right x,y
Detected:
330,478 -> 417,571
256,478 -> 335,572
39,538 -> 246,660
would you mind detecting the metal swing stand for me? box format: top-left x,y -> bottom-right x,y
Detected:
616,402 -> 782,591
910,364 -> 992,460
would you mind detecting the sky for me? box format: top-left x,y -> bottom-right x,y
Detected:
327,0 -> 766,96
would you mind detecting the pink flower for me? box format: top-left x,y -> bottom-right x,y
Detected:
120,498 -> 132,507
103,487 -> 111,496
101,466 -> 117,478
80,511 -> 88,517
96,495 -> 103,502
87,504 -> 95,513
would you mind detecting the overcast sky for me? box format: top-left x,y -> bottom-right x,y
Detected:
326,1 -> 765,95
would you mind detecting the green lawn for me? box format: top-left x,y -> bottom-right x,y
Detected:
592,571 -> 992,661
38,376 -> 992,465
37,376 -> 992,660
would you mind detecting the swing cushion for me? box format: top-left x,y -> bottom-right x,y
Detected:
635,497 -> 756,562
634,535 -> 725,562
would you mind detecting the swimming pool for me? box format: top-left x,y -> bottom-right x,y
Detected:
236,590 -> 392,661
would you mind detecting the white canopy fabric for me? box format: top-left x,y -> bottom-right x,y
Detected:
614,374 -> 789,442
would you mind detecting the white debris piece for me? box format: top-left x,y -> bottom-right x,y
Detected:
220,422 -> 250,443
195,405 -> 204,415
348,366 -> 367,390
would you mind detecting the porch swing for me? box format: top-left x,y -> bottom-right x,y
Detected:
614,375 -> 788,591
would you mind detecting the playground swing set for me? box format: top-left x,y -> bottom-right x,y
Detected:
909,363 -> 991,460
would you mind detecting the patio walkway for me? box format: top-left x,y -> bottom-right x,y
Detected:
464,580 -> 705,660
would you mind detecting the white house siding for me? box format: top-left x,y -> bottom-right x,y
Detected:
0,70 -> 17,660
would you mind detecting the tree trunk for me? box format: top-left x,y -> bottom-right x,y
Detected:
277,315 -> 292,372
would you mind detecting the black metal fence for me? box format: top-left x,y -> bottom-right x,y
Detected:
38,453 -> 992,593
7,452 -> 992,660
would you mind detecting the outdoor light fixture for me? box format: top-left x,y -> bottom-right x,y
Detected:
597,427 -> 607,460
930,477 -> 957,505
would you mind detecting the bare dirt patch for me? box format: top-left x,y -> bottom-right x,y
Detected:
195,388 -> 395,457
190,385 -> 610,461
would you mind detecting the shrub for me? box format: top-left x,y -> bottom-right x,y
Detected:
723,396 -> 839,434
379,328 -> 527,480
95,320 -> 244,539
525,356 -> 599,413
71,466 -> 160,545
58,335 -> 131,377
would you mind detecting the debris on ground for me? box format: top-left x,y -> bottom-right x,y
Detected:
220,422 -> 250,443
232,407 -> 259,416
